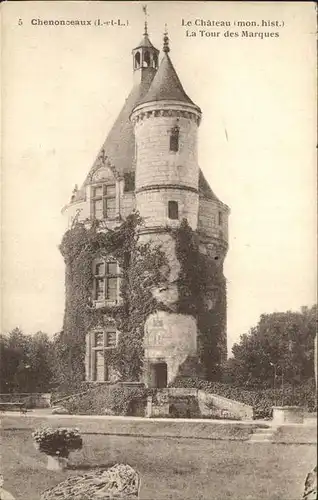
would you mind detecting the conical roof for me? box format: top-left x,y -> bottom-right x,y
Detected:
137,53 -> 200,109
82,76 -> 153,187
199,170 -> 222,202
133,33 -> 159,51
74,38 -> 217,203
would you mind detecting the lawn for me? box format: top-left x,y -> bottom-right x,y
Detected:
1,418 -> 316,500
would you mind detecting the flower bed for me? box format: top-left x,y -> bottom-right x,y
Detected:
32,427 -> 82,458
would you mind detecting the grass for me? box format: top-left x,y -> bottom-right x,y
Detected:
273,425 -> 317,444
1,414 -> 268,440
1,416 -> 316,500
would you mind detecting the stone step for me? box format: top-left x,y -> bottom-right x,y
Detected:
249,433 -> 272,440
249,439 -> 272,443
248,427 -> 277,443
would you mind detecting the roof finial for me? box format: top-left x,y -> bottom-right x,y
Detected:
142,4 -> 148,35
163,24 -> 170,53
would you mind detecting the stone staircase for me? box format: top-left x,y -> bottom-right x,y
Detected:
146,388 -> 254,420
248,426 -> 277,443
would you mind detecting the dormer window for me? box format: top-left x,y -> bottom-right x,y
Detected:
170,126 -> 179,152
91,183 -> 116,220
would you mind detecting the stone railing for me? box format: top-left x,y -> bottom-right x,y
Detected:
162,388 -> 198,397
0,393 -> 51,409
198,390 -> 253,421
145,387 -> 253,420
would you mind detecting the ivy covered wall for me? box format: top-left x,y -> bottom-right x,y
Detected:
56,214 -> 227,390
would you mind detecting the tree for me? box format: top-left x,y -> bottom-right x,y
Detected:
225,305 -> 317,389
26,331 -> 56,392
0,328 -> 55,393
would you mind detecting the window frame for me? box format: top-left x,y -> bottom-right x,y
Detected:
91,182 -> 116,220
169,126 -> 180,153
218,211 -> 223,226
168,200 -> 179,220
91,327 -> 118,382
93,259 -> 121,304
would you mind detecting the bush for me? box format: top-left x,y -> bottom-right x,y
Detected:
63,383 -> 148,416
50,382 -> 91,406
32,427 -> 82,458
170,377 -> 317,419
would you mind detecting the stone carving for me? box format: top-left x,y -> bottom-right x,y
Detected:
131,108 -> 200,125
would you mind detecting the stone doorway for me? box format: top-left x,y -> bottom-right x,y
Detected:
151,362 -> 168,388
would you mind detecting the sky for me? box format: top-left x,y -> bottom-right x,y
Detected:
1,1 -> 317,353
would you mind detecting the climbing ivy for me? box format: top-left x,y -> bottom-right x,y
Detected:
56,214 -> 226,389
57,212 -> 169,387
173,219 -> 227,380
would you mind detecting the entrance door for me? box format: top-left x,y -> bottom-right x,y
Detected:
153,362 -> 167,388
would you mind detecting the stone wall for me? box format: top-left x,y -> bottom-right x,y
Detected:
0,393 -> 51,408
144,388 -> 253,420
198,197 -> 229,246
134,114 -> 199,191
133,101 -> 200,234
198,390 -> 253,421
136,188 -> 198,230
143,311 -> 197,386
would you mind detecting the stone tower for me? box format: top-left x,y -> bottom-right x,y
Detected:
130,32 -> 202,386
61,25 -> 229,387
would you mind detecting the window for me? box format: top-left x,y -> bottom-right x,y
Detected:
218,211 -> 223,226
91,329 -> 117,382
170,126 -> 179,152
134,51 -> 141,69
91,183 -> 116,220
143,50 -> 150,67
168,201 -> 179,220
93,260 -> 120,303
106,330 -> 117,348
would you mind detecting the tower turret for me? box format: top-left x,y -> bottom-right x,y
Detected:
132,19 -> 159,86
130,31 -> 204,385
61,19 -> 229,387
131,30 -> 202,232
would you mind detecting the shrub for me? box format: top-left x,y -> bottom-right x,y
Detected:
32,427 -> 82,458
50,382 -> 91,405
170,377 -> 317,419
63,383 -> 148,416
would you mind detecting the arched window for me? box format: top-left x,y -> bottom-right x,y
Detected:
168,201 -> 179,220
134,52 -> 141,69
143,50 -> 150,67
153,53 -> 158,68
170,126 -> 179,152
